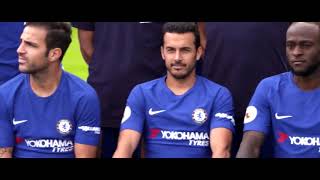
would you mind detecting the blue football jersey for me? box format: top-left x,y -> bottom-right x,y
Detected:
0,71 -> 101,158
120,76 -> 235,158
0,22 -> 24,85
244,72 -> 320,158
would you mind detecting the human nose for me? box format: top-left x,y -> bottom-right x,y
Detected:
17,42 -> 25,54
174,51 -> 182,61
292,46 -> 303,57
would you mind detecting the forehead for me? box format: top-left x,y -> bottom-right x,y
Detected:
287,22 -> 320,41
163,32 -> 195,46
21,26 -> 47,43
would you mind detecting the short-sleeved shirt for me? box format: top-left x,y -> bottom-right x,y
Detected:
244,72 -> 320,158
0,71 -> 101,158
202,22 -> 290,121
71,22 -> 166,127
0,22 -> 24,85
120,75 -> 235,158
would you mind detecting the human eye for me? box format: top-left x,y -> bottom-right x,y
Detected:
166,47 -> 175,53
300,42 -> 313,49
181,47 -> 192,53
286,42 -> 295,49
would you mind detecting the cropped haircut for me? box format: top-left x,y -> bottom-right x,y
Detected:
25,22 -> 72,62
162,22 -> 200,48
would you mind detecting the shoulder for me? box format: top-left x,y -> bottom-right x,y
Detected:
197,76 -> 232,96
132,77 -> 163,93
0,74 -> 26,94
63,72 -> 98,99
125,77 -> 164,104
258,72 -> 290,90
0,74 -> 26,107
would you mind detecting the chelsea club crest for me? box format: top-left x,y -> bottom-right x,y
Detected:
192,108 -> 208,124
56,119 -> 73,135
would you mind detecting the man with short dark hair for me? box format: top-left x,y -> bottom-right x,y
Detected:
0,22 -> 101,158
237,22 -> 320,158
113,22 -> 234,158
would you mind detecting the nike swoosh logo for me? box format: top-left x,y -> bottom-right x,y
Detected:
275,113 -> 292,120
149,108 -> 166,115
12,119 -> 28,125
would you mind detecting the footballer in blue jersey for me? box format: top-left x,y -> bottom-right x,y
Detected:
119,76 -> 235,158
237,22 -> 320,158
113,22 -> 235,158
0,72 -> 100,158
0,22 -> 24,85
0,22 -> 100,158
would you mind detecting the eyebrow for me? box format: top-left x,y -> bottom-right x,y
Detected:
165,46 -> 193,49
22,38 -> 39,47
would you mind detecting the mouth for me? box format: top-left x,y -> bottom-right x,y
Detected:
171,64 -> 186,70
290,59 -> 306,66
18,57 -> 27,64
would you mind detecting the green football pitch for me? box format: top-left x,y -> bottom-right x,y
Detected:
62,28 -> 88,81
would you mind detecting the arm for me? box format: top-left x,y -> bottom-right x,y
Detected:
0,147 -> 13,158
237,79 -> 272,158
210,87 -> 235,158
75,143 -> 97,158
113,86 -> 146,158
236,131 -> 265,158
210,128 -> 232,158
74,89 -> 101,158
77,29 -> 94,65
113,129 -> 141,158
0,94 -> 14,158
197,22 -> 206,58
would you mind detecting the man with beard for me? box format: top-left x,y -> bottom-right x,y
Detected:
113,22 -> 235,158
237,22 -> 320,158
0,22 -> 100,158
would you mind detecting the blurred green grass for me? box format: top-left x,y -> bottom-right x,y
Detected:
62,28 -> 88,81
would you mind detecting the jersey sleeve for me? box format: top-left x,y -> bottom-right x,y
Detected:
71,22 -> 94,31
0,93 -> 14,147
120,85 -> 145,133
74,90 -> 101,146
210,87 -> 235,133
243,79 -> 271,135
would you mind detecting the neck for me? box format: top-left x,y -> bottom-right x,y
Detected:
30,66 -> 62,97
166,71 -> 196,95
293,70 -> 320,90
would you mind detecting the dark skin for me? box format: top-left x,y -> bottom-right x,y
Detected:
287,22 -> 320,90
236,22 -> 320,158
236,131 -> 264,158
